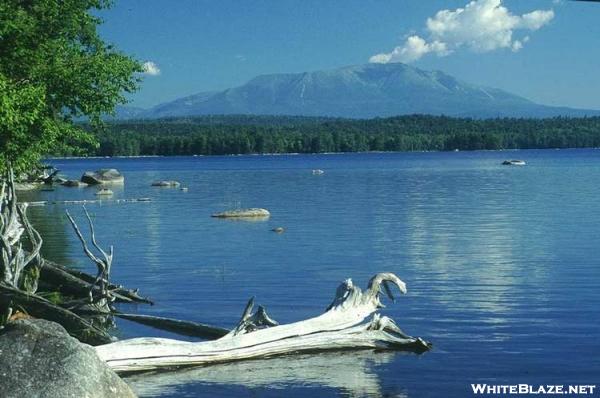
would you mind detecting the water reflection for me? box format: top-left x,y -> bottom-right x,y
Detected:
126,351 -> 406,398
371,168 -> 556,320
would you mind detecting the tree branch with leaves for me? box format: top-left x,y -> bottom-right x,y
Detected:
0,0 -> 143,173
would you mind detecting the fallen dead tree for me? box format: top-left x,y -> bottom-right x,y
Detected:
39,259 -> 153,305
0,169 -> 153,344
96,273 -> 431,373
4,167 -> 432,371
1,170 -> 44,323
0,283 -> 113,345
114,313 -> 229,339
2,167 -> 230,343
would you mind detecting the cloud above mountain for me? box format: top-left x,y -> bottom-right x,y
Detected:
370,0 -> 554,64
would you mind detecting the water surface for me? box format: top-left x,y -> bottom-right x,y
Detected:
23,150 -> 600,397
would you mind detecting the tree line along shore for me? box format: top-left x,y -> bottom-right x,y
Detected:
71,114 -> 600,157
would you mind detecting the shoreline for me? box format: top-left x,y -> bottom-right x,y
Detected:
46,146 -> 599,161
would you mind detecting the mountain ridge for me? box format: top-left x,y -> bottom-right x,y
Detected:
117,63 -> 600,119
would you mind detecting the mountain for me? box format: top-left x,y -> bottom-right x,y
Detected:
125,63 -> 600,119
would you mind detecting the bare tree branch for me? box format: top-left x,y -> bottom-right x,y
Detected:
65,206 -> 115,308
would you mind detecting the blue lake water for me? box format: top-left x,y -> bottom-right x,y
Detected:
23,150 -> 600,397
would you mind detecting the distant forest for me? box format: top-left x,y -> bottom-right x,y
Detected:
71,115 -> 600,156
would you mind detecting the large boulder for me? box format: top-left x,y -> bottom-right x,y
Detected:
81,169 -> 124,185
0,319 -> 136,398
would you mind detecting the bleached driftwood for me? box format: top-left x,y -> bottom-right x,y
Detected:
0,172 -> 25,246
39,258 -> 153,304
1,170 -> 43,297
65,206 -> 115,313
96,273 -> 430,373
0,170 -> 114,344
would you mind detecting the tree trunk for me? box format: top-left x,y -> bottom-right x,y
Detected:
39,258 -> 152,304
0,283 -> 113,345
114,313 -> 229,339
96,273 -> 431,372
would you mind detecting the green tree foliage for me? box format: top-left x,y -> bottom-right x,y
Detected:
76,115 -> 600,157
0,0 -> 142,172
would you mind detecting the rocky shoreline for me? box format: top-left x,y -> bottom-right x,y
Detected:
0,319 -> 136,398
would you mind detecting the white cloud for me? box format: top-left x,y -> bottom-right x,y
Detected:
142,61 -> 161,76
370,0 -> 554,64
519,9 -> 555,30
370,36 -> 448,64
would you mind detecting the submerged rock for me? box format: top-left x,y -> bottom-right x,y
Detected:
212,208 -> 271,218
81,169 -> 124,185
0,319 -> 136,398
63,180 -> 88,187
95,188 -> 114,196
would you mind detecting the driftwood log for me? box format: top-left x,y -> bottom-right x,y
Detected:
1,170 -> 43,322
0,283 -> 113,345
1,169 -> 153,345
96,273 -> 431,372
0,172 -> 116,344
39,260 -> 152,305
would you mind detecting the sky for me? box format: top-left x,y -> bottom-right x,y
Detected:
98,0 -> 600,110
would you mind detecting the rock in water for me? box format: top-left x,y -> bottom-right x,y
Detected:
81,169 -> 125,185
63,180 -> 88,187
0,319 -> 136,398
211,208 -> 271,218
151,180 -> 181,187
502,159 -> 526,166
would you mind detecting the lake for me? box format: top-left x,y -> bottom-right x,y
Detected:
22,149 -> 600,397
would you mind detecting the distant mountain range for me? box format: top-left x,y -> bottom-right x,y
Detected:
115,63 -> 600,120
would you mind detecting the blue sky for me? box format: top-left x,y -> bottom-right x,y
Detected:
98,0 -> 600,110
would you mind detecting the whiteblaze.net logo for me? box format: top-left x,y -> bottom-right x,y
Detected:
471,384 -> 597,395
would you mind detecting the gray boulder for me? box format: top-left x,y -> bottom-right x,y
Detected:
81,169 -> 124,185
0,319 -> 136,398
